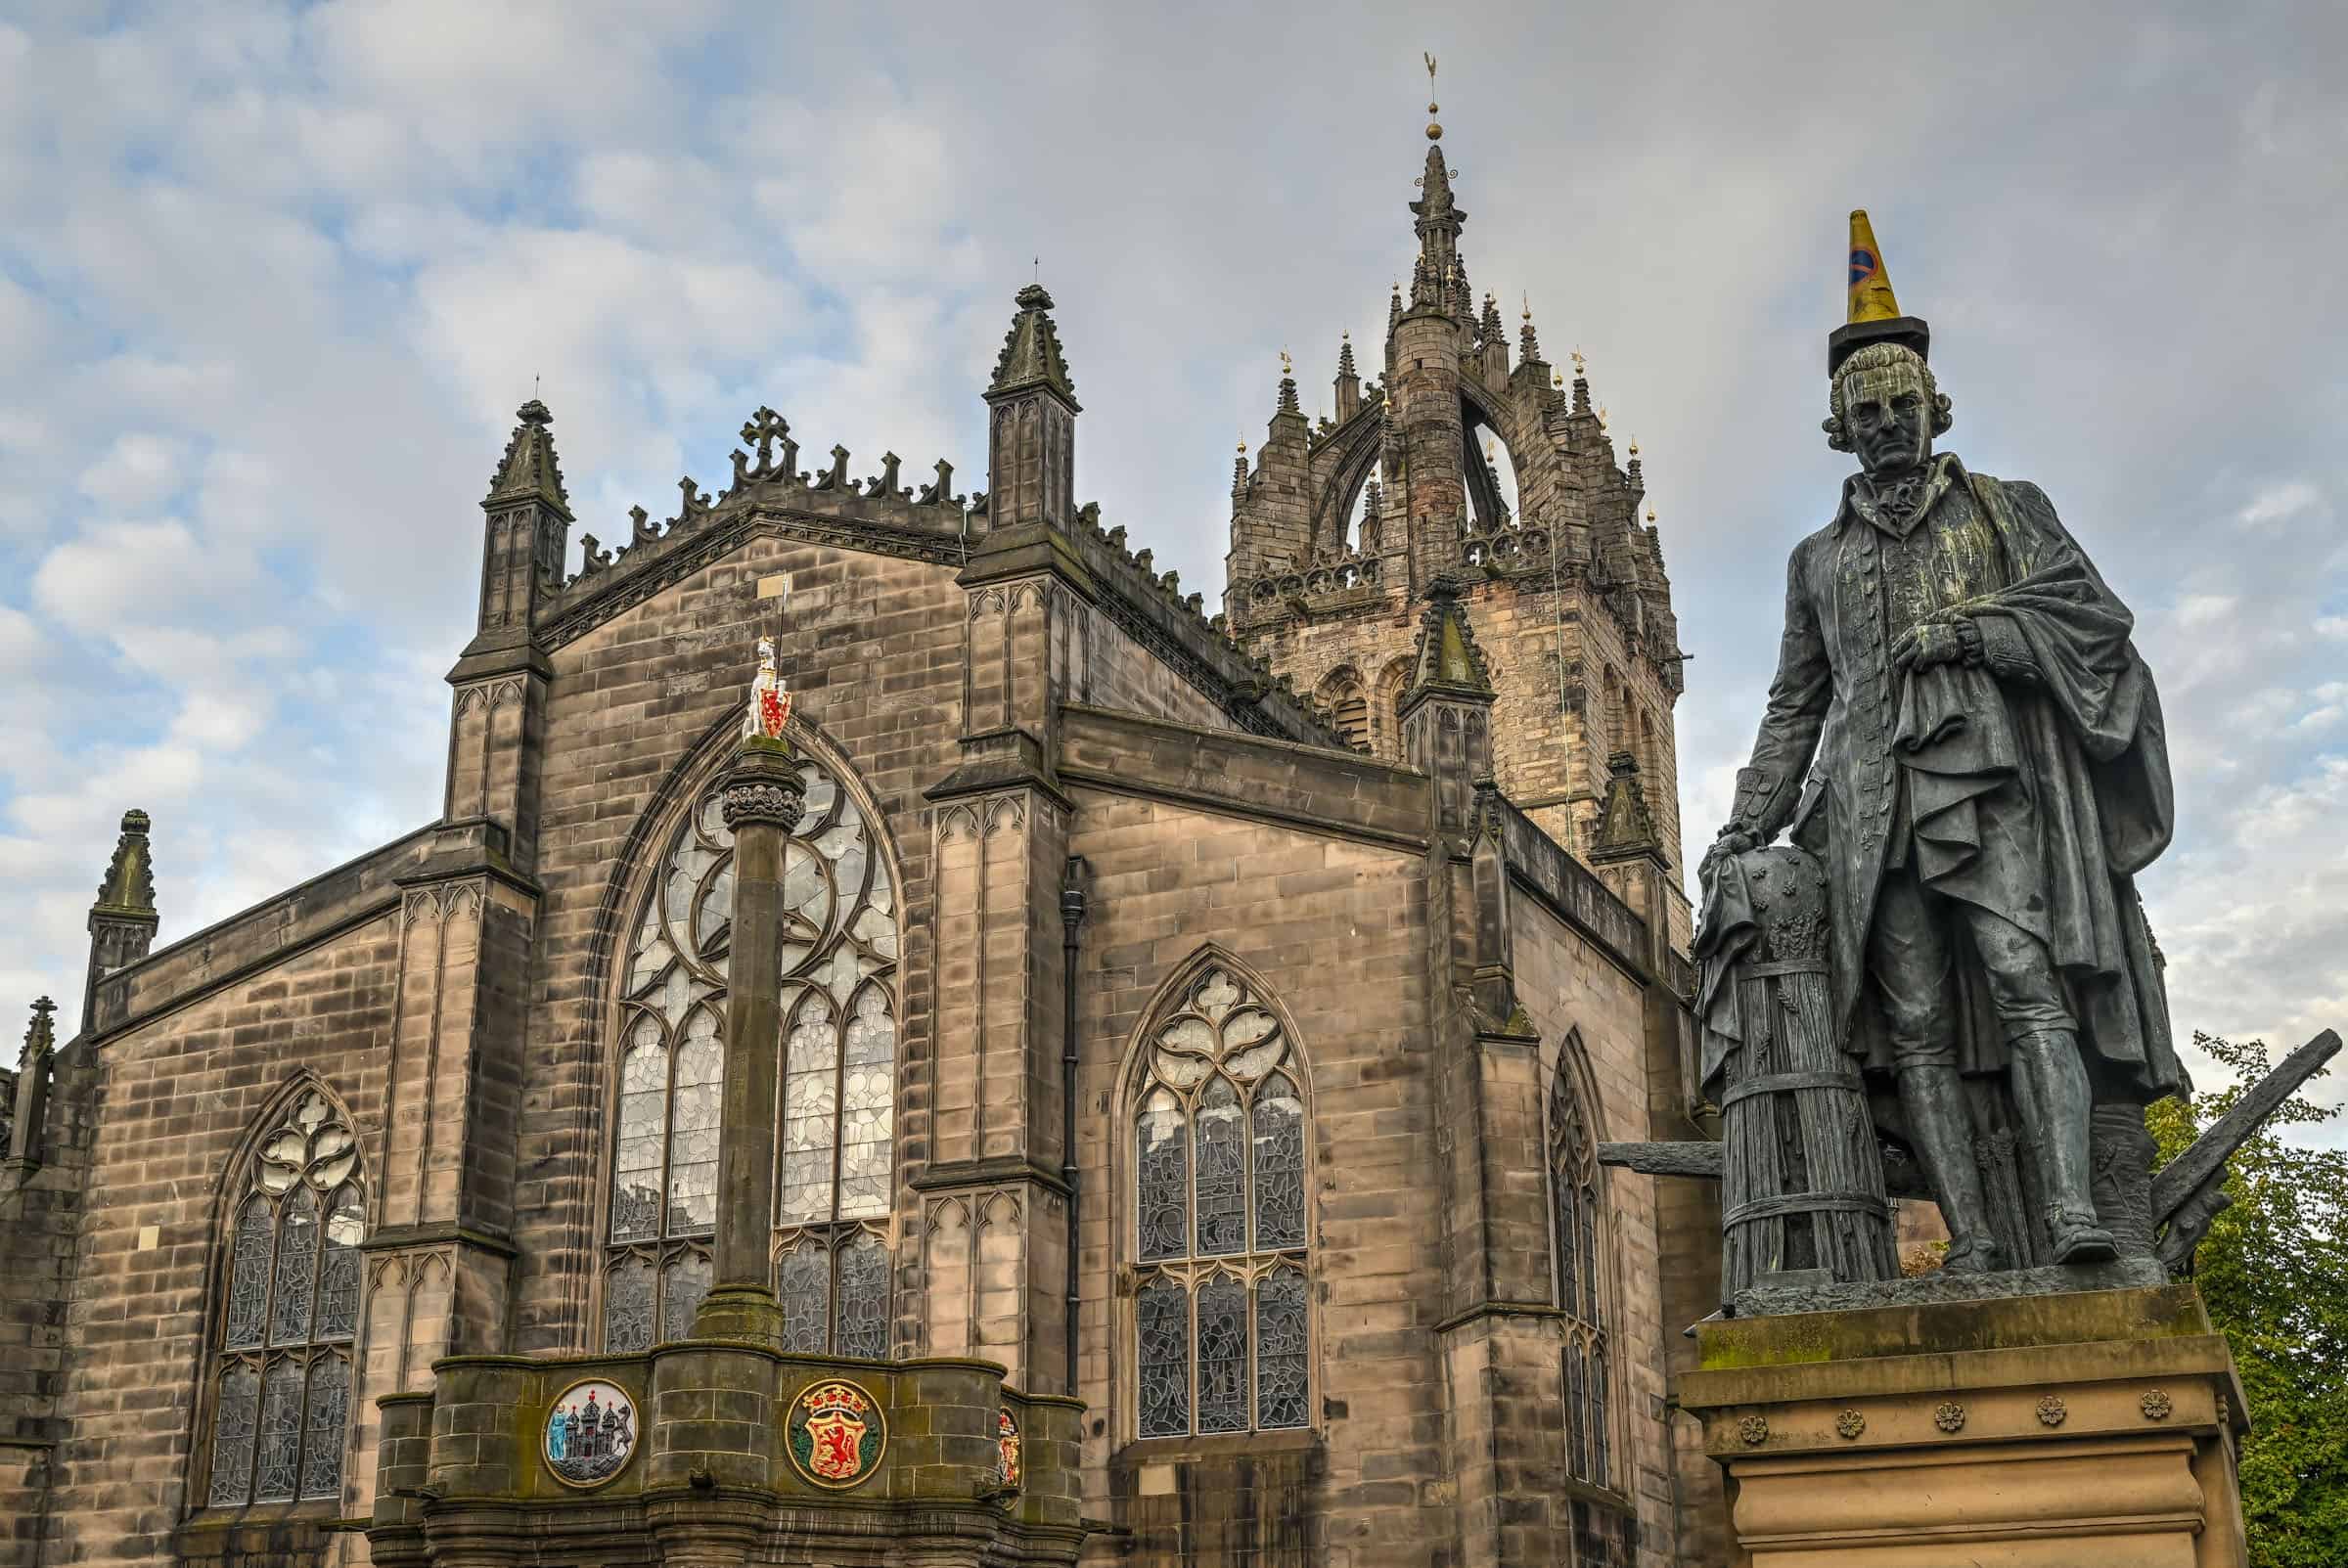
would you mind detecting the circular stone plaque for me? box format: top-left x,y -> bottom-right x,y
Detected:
544,1378 -> 639,1489
786,1378 -> 887,1490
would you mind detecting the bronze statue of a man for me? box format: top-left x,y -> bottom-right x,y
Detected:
1702,214 -> 2187,1272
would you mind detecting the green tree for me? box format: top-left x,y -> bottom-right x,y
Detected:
2145,1034 -> 2348,1567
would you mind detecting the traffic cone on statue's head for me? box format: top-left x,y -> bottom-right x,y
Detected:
1829,208 -> 1931,375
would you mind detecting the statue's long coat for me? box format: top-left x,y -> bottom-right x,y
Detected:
1735,456 -> 2187,1098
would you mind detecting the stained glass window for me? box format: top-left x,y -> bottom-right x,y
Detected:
1136,1276 -> 1191,1440
1196,1274 -> 1248,1433
835,1231 -> 889,1360
607,754 -> 900,1356
1254,1267 -> 1309,1430
256,1362 -> 303,1502
1550,1041 -> 1613,1491
1129,965 -> 1313,1438
300,1356 -> 349,1501
202,1089 -> 366,1508
604,1255 -> 655,1353
207,1366 -> 258,1507
224,1195 -> 271,1350
768,1228 -> 889,1359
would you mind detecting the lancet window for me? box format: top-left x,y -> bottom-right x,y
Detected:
1316,667 -> 1371,751
1132,964 -> 1311,1440
606,754 -> 900,1355
1550,1040 -> 1611,1490
204,1090 -> 363,1508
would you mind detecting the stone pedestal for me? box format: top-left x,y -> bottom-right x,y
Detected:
1676,1283 -> 2249,1568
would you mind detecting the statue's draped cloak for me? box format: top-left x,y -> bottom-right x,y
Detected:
1715,459 -> 2186,1102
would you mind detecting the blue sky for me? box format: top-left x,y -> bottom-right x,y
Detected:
2,2 -> 2343,1137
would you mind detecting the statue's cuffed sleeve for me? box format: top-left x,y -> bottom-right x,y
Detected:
1972,614 -> 2041,683
1734,543 -> 1832,841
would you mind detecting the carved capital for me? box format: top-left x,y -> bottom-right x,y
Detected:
720,744 -> 806,833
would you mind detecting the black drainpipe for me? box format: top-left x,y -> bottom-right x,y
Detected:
1059,858 -> 1090,1397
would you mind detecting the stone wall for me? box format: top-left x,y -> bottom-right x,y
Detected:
1064,775 -> 1435,1567
34,917 -> 402,1568
1509,894 -> 1677,1568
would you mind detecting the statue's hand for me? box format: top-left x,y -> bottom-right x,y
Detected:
1699,825 -> 1759,886
1890,620 -> 1966,672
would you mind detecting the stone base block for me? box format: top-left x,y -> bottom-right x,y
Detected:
1676,1283 -> 2249,1568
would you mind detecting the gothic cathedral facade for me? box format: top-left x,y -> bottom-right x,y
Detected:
1,122 -> 1722,1568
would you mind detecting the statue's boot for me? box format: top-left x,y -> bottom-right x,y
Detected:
1895,1060 -> 2002,1274
2010,1028 -> 2118,1263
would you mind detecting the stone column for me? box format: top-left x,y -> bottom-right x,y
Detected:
692,735 -> 804,1345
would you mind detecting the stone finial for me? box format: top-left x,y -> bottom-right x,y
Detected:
1276,359 -> 1301,419
1335,333 -> 1358,381
988,283 -> 1080,409
1403,577 -> 1497,703
1519,295 -> 1543,363
20,997 -> 55,1068
1591,750 -> 1662,860
1478,291 -> 1505,343
94,810 -> 156,918
484,398 -> 572,515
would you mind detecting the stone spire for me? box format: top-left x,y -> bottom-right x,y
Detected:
1232,438 -> 1249,501
92,809 -> 156,919
21,998 -> 56,1063
1402,577 -> 1497,703
466,399 -> 574,655
984,284 -> 1081,530
1275,351 -> 1302,418
1589,750 -> 1662,862
1333,332 -> 1361,424
82,810 -> 158,1034
1399,577 -> 1497,838
1407,82 -> 1466,315
1518,295 -> 1543,365
5,997 -> 57,1168
483,398 -> 572,515
988,284 -> 1081,410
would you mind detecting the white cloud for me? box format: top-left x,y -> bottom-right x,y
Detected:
2236,478 -> 2321,531
0,1 -> 2339,1183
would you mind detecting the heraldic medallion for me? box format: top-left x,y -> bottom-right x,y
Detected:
997,1406 -> 1021,1492
543,1379 -> 638,1489
786,1378 -> 887,1490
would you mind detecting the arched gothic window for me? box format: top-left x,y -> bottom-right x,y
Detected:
1551,1040 -> 1611,1489
1131,964 -> 1310,1439
607,752 -> 899,1356
204,1089 -> 364,1508
1316,667 -> 1370,752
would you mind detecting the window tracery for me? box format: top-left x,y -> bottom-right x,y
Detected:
204,1089 -> 362,1508
1131,965 -> 1311,1439
1550,1040 -> 1613,1492
606,755 -> 899,1354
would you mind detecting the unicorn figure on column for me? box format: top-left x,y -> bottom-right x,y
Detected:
745,635 -> 791,740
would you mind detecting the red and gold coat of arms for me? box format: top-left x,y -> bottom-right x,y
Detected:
786,1378 -> 886,1490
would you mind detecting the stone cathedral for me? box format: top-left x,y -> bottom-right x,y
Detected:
0,106 -> 1718,1568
